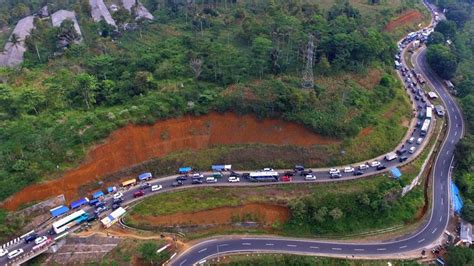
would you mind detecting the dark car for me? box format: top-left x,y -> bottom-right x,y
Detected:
330,173 -> 342,179
95,201 -> 105,208
294,165 -> 305,172
396,149 -> 407,155
172,180 -> 183,187
399,156 -> 408,162
416,120 -> 422,127
230,171 -> 241,177
25,233 -> 39,243
87,214 -> 98,223
112,203 -> 121,210
140,182 -> 151,189
176,176 -> 187,181
353,170 -> 364,176
414,95 -> 420,101
192,178 -> 203,184
94,206 -> 109,215
299,170 -> 313,176
421,97 -> 426,103
376,164 -> 387,171
133,190 -> 145,198
113,198 -> 123,204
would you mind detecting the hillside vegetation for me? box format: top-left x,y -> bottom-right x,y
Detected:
0,0 -> 421,208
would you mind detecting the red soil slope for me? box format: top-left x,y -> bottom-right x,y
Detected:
384,10 -> 424,32
2,113 -> 339,210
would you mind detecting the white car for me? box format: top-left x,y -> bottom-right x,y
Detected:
113,192 -> 123,200
305,174 -> 316,181
228,176 -> 240,183
409,146 -> 416,154
34,236 -> 48,245
7,249 -> 23,259
151,185 -> 162,192
417,137 -> 423,144
343,167 -> 354,173
0,248 -> 8,257
370,161 -> 381,167
206,177 -> 218,183
328,168 -> 340,175
192,173 -> 204,178
263,168 -> 274,172
359,164 -> 369,170
408,137 -> 415,144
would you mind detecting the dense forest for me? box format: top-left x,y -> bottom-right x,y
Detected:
427,0 -> 474,224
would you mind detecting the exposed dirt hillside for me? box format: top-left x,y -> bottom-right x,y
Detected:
2,113 -> 338,210
384,10 -> 424,32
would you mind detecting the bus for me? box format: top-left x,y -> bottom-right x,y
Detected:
426,106 -> 433,120
52,210 -> 88,234
247,171 -> 279,182
421,119 -> 431,136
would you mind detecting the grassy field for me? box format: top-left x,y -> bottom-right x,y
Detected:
208,253 -> 420,266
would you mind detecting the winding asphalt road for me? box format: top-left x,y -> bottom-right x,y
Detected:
169,14 -> 465,266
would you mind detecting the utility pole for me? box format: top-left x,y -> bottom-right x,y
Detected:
302,33 -> 314,89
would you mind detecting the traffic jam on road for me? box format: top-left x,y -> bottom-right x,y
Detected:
0,6 -> 450,265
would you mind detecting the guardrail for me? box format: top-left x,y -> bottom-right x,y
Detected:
6,241 -> 53,266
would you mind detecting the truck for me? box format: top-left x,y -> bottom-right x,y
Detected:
70,197 -> 89,209
100,207 -> 126,228
121,179 -> 136,187
385,152 -> 398,161
421,119 -> 431,136
211,165 -> 232,171
138,172 -> 152,181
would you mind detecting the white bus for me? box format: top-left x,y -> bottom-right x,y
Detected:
248,171 -> 279,182
52,210 -> 88,234
421,119 -> 431,136
426,106 -> 433,120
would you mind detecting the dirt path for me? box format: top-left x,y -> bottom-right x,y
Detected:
2,112 -> 339,210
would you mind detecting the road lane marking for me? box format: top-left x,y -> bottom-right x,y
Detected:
265,243 -> 274,246
455,131 -> 458,136
441,198 -> 444,206
440,216 -> 443,222
179,259 -> 187,266
354,248 -> 365,251
287,244 -> 297,247
455,115 -> 457,120
441,171 -> 443,176
242,243 -> 251,246
377,248 -> 386,251
446,150 -> 450,155
399,245 -> 407,249
418,238 -> 425,243
331,247 -> 342,251
310,246 -> 319,249
198,248 -> 207,253
443,159 -> 446,165
219,244 -> 228,247
432,228 -> 438,234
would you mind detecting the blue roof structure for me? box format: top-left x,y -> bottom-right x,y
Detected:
50,205 -> 69,217
138,172 -> 152,181
212,165 -> 225,171
451,181 -> 464,214
178,167 -> 192,174
70,197 -> 89,209
390,167 -> 402,179
92,190 -> 104,199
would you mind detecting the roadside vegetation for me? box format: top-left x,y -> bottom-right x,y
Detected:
209,253 -> 420,266
98,239 -> 170,265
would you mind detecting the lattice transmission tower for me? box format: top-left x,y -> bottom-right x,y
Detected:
301,34 -> 314,89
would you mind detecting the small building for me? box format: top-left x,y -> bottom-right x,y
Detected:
460,220 -> 472,246
50,205 -> 69,217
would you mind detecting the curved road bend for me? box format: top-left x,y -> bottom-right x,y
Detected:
170,29 -> 465,266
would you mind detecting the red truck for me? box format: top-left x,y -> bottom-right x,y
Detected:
281,175 -> 292,182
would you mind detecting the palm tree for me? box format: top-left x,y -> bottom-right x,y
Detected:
9,33 -> 21,48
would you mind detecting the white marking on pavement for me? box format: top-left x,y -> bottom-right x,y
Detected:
198,248 -> 207,253
354,248 -> 365,251
287,244 -> 297,247
432,228 -> 438,234
443,159 -> 446,165
446,150 -> 450,155
310,246 -> 319,249
455,131 -> 458,136
377,248 -> 386,251
418,238 -> 425,243
440,216 -> 443,222
179,259 -> 188,266
441,198 -> 444,206
455,115 -> 457,120
219,244 -> 228,247
399,245 -> 407,249
265,243 -> 274,246
242,243 -> 251,246
332,247 -> 342,251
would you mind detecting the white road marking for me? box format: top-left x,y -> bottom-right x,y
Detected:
432,228 -> 438,234
179,259 -> 187,266
443,159 -> 446,165
399,245 -> 407,249
198,248 -> 207,253
452,107 -> 455,112
354,248 -> 365,251
441,198 -> 444,206
332,247 -> 342,251
446,150 -> 450,155
242,243 -> 251,246
219,244 -> 228,247
310,246 -> 319,249
455,115 -> 457,120
441,171 -> 443,176
440,216 -> 443,222
455,131 -> 458,136
287,244 -> 297,247
377,248 -> 386,251
265,243 -> 274,246
418,238 -> 425,243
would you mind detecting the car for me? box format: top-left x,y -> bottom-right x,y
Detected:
24,233 -> 38,243
192,173 -> 204,178
408,137 -> 415,144
343,166 -> 354,173
376,164 -> 387,171
421,97 -> 426,103
113,197 -> 123,204
396,148 -> 407,155
228,176 -> 240,183
370,161 -> 381,167
113,192 -> 123,200
172,180 -> 183,187
94,206 -> 109,214
399,156 -> 408,162
7,249 -> 23,260
192,178 -> 203,184
94,201 -> 105,208
206,177 -> 218,183
353,170 -> 364,176
86,214 -> 98,223
0,248 -> 8,257
140,182 -> 151,189
34,236 -> 48,245
294,165 -> 305,172
263,168 -> 274,172
330,172 -> 342,179
151,184 -> 162,191
414,95 -> 420,101
329,168 -> 340,175
304,174 -> 316,181
133,190 -> 145,198
176,176 -> 187,181
359,164 -> 369,170
281,175 -> 292,182
409,146 -> 416,154
417,137 -> 423,144
112,203 -> 121,210
416,120 -> 422,127
299,170 -> 313,176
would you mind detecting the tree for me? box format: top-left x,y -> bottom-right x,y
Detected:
251,36 -> 273,78
112,7 -> 132,26
312,207 -> 328,223
434,20 -> 457,40
139,242 -> 161,264
289,199 -> 306,222
462,202 -> 474,223
426,44 -> 458,80
446,8 -> 470,28
329,208 -> 343,220
56,19 -> 80,50
457,78 -> 474,98
9,33 -> 21,48
18,87 -> 46,115
445,246 -> 474,266
427,32 -> 445,46
69,73 -> 98,109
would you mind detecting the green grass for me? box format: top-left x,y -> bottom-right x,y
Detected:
208,253 -> 420,266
